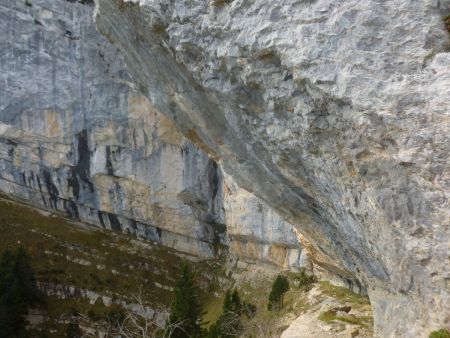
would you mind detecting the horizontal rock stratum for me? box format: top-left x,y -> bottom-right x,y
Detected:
94,0 -> 450,336
0,0 -> 302,270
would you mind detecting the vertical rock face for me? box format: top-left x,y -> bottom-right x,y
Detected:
223,172 -> 302,269
94,0 -> 450,336
0,0 -> 301,268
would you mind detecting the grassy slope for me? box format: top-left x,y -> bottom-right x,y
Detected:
202,272 -> 374,337
0,193 -> 374,336
317,281 -> 373,330
0,194 -> 221,335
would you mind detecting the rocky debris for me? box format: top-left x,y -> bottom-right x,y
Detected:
154,282 -> 175,292
26,309 -> 46,326
37,282 -> 167,322
281,286 -> 373,338
66,256 -> 92,266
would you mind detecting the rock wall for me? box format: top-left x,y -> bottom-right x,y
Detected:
223,172 -> 303,269
94,0 -> 450,336
0,0 -> 301,269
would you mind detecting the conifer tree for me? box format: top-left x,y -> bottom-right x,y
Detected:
65,322 -> 82,338
208,289 -> 243,338
230,290 -> 241,314
268,274 -> 289,311
0,246 -> 38,338
207,322 -> 221,338
14,246 -> 37,304
166,263 -> 202,338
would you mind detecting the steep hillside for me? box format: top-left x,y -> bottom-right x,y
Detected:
0,194 -> 374,337
0,193 -> 215,335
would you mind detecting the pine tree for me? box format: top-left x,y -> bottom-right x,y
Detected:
207,322 -> 220,338
65,322 -> 82,338
166,263 -> 202,338
268,274 -> 289,311
0,249 -> 17,337
0,246 -> 38,338
230,290 -> 241,314
13,246 -> 37,304
278,275 -> 289,308
221,289 -> 242,337
208,289 -> 243,338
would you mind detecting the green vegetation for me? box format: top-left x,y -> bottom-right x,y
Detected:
0,195 -> 375,337
319,282 -> 370,307
208,289 -> 241,338
0,194 -> 222,335
318,309 -> 372,329
268,274 -> 289,311
424,49 -> 437,63
318,309 -> 336,322
207,289 -> 255,338
65,322 -> 82,338
0,193 -> 219,295
117,0 -> 135,11
151,23 -> 167,35
203,294 -> 226,330
0,198 -> 179,302
444,14 -> 450,33
205,272 -> 313,337
166,263 -> 203,338
211,223 -> 228,258
430,329 -> 450,338
211,0 -> 233,7
292,268 -> 317,291
0,246 -> 40,337
316,282 -> 373,330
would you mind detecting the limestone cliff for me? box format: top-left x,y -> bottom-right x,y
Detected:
0,0 -> 301,269
93,0 -> 450,336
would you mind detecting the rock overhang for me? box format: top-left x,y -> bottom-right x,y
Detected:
93,0 -> 450,336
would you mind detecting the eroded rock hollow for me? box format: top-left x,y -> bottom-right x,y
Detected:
0,0 -> 302,270
93,0 -> 450,336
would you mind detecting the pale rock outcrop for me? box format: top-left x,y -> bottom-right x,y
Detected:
223,171 -> 301,269
94,0 -> 450,336
0,0 -> 301,268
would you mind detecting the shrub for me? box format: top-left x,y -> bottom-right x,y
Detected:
318,309 -> 336,323
430,329 -> 450,338
87,309 -> 102,322
106,306 -> 126,324
212,0 -> 233,7
293,268 -> 317,291
242,302 -> 257,319
444,14 -> 450,33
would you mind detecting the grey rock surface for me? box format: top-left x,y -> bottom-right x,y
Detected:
94,0 -> 450,336
0,0 -> 301,268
